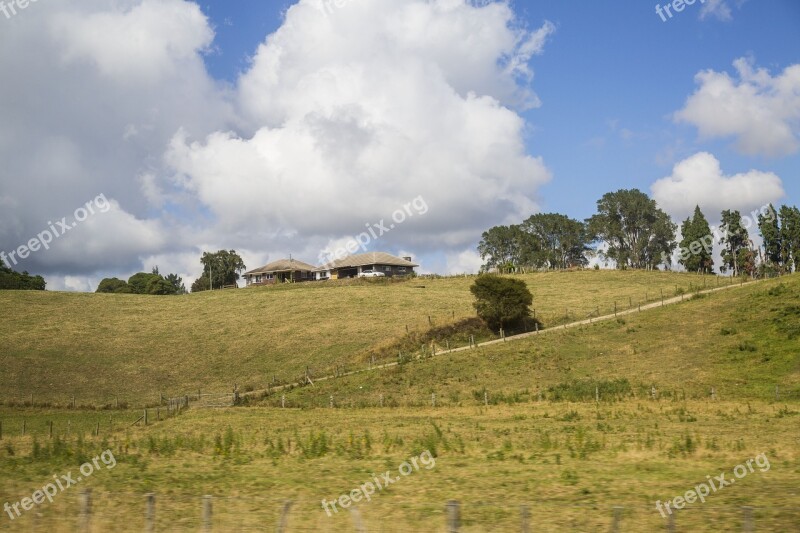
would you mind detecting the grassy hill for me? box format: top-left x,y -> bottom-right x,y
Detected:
273,273 -> 800,406
0,271 -> 798,531
0,270 -> 717,405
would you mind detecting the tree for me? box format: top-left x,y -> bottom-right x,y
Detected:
477,225 -> 534,273
96,278 -> 132,293
719,210 -> 750,277
758,204 -> 782,271
586,189 -> 677,269
470,274 -> 533,332
198,250 -> 246,289
0,259 -> 46,290
678,206 -> 714,273
146,276 -> 177,295
164,273 -> 186,295
519,213 -> 590,269
779,205 -> 800,272
191,276 -> 210,293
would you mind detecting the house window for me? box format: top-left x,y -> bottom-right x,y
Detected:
398,267 -> 406,273
385,266 -> 392,272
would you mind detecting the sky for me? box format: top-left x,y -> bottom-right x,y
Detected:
0,0 -> 798,291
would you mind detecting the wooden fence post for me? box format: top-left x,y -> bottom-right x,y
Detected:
742,506 -> 754,532
446,500 -> 460,533
276,500 -> 293,533
145,493 -> 156,533
79,489 -> 92,533
610,506 -> 623,533
520,504 -> 531,533
667,510 -> 676,532
350,507 -> 366,533
202,495 -> 213,532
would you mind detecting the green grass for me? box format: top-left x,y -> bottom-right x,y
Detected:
0,270 -> 717,405
260,273 -> 800,407
0,401 -> 797,531
0,270 -> 798,531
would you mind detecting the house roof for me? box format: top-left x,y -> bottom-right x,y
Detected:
315,252 -> 418,271
244,258 -> 317,275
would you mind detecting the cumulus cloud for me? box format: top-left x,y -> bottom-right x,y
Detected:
0,0 -> 554,289
0,0 -> 234,289
674,58 -> 800,157
168,0 -> 553,260
651,152 -> 784,221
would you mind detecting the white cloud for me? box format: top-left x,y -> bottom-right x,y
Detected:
445,249 -> 483,275
0,0 -> 553,290
168,0 -> 553,257
674,58 -> 800,157
699,0 -> 733,21
651,152 -> 784,221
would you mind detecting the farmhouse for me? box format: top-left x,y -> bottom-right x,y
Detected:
315,252 -> 418,280
242,258 -> 317,286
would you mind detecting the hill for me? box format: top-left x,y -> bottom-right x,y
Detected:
0,270 -> 760,405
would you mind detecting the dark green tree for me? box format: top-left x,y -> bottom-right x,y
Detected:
586,189 -> 677,269
146,276 -> 177,295
191,275 -> 210,293
164,273 -> 186,294
719,210 -> 750,277
477,225 -> 535,273
779,205 -> 800,272
0,259 -> 46,290
470,274 -> 533,332
519,213 -> 590,269
96,278 -> 132,293
679,206 -> 714,273
758,204 -> 782,270
199,250 -> 246,289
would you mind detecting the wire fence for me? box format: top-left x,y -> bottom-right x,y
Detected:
1,491 -> 798,532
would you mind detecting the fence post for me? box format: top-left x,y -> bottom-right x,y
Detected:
431,393 -> 436,408
446,500 -> 460,533
520,504 -> 531,533
667,510 -> 676,532
276,500 -> 293,533
79,489 -> 92,533
742,506 -> 754,532
350,507 -> 366,533
202,495 -> 213,532
145,493 -> 156,533
281,395 -> 286,408
611,506 -> 623,533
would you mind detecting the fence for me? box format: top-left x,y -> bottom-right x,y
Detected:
2,491 -> 798,532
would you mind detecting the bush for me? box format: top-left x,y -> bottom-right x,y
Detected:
470,275 -> 533,332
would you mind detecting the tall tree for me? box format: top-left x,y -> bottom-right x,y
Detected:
679,206 -> 714,273
779,205 -> 800,272
586,189 -> 677,269
164,273 -> 186,295
197,250 -> 246,290
519,213 -> 590,269
758,204 -> 782,270
719,210 -> 750,277
477,225 -> 535,273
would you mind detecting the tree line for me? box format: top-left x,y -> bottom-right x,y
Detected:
478,188 -> 800,276
0,258 -> 46,290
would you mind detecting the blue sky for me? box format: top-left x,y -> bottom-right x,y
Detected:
0,0 -> 798,288
200,0 -> 800,222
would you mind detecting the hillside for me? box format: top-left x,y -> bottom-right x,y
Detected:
2,270 -> 715,405
270,273 -> 800,406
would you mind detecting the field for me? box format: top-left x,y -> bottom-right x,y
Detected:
1,270 -> 718,406
1,271 -> 799,531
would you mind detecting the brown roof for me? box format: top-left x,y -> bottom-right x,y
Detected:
244,258 -> 317,275
315,252 -> 418,271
